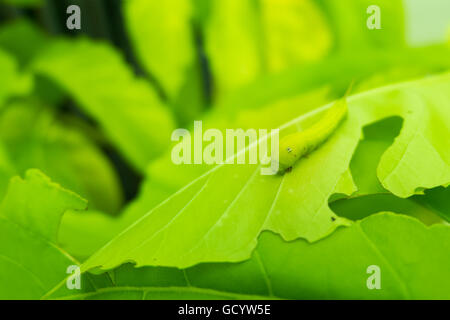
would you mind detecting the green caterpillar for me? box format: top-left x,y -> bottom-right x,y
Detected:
274,92 -> 350,174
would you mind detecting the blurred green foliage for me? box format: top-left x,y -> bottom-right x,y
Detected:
0,0 -> 449,300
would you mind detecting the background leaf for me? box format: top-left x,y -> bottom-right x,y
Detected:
218,45 -> 450,112
204,0 -> 332,100
0,48 -> 32,108
32,38 -> 176,171
0,101 -> 124,213
124,0 -> 207,124
0,19 -> 48,66
124,0 -> 195,100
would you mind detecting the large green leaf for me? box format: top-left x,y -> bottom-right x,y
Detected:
81,74 -> 450,270
0,101 -> 123,213
32,38 -> 176,171
58,89 -> 331,259
124,48 -> 447,209
0,170 -> 90,299
136,48 -> 449,214
67,213 -> 449,299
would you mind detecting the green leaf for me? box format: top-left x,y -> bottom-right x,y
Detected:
0,20 -> 67,105
58,89 -> 331,259
0,49 -> 32,108
81,74 -> 450,270
0,20 -> 64,105
204,0 -> 262,98
32,38 -> 176,171
0,19 -> 48,66
143,87 -> 331,197
333,116 -> 448,225
373,83 -> 450,197
204,0 -> 332,100
137,49 -> 449,206
124,0 -> 196,100
349,116 -> 403,195
0,170 -> 86,299
124,0 -> 207,124
1,170 -> 86,241
72,213 -> 449,299
258,0 -> 332,72
0,101 -> 124,213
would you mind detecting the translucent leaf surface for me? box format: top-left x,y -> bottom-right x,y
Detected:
59,89 -> 331,259
82,74 -> 450,270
